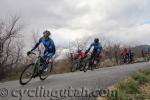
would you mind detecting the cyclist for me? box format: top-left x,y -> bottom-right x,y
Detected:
128,49 -> 134,63
77,49 -> 86,59
72,49 -> 86,71
27,30 -> 56,72
121,48 -> 129,63
85,38 -> 103,70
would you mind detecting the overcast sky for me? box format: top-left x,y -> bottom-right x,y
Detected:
0,0 -> 150,49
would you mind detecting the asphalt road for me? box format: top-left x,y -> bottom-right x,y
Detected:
0,62 -> 150,100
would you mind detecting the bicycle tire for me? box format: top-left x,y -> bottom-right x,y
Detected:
19,63 -> 35,85
71,61 -> 79,72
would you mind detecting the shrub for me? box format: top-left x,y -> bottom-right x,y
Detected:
138,69 -> 150,76
132,94 -> 145,100
117,78 -> 139,94
132,71 -> 149,84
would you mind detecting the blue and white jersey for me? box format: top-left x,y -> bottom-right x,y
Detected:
88,42 -> 102,53
38,37 -> 55,53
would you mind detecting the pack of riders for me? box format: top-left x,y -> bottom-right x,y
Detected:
27,30 -> 134,71
121,48 -> 134,63
74,38 -> 102,60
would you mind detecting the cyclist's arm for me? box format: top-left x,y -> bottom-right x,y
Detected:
86,44 -> 93,53
31,38 -> 42,51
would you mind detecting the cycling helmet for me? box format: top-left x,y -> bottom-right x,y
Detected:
94,38 -> 99,43
43,30 -> 51,36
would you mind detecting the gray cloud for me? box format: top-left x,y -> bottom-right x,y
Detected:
0,0 -> 150,49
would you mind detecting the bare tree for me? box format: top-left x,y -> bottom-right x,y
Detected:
66,37 -> 91,62
0,16 -> 24,80
104,40 -> 122,64
114,43 -> 122,64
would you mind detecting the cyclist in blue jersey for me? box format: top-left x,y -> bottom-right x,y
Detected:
85,38 -> 103,70
86,38 -> 102,55
27,30 -> 56,72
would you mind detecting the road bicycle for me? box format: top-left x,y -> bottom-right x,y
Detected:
70,51 -> 88,72
71,58 -> 87,72
84,53 -> 101,72
19,50 -> 53,85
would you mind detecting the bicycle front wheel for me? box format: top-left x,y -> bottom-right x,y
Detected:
71,61 -> 79,72
19,63 -> 35,85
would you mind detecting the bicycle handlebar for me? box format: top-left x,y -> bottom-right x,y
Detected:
31,52 -> 36,55
27,52 -> 36,56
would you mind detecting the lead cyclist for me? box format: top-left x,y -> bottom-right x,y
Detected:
27,30 -> 56,72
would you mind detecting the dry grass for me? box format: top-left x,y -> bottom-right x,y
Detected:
100,59 -> 116,67
97,68 -> 150,100
97,86 -> 117,100
97,97 -> 107,100
140,83 -> 150,98
51,59 -> 72,74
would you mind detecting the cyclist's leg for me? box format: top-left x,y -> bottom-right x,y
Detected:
96,52 -> 101,63
43,53 -> 54,70
89,52 -> 95,69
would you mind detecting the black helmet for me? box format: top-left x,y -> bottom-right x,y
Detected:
43,30 -> 51,36
94,38 -> 99,43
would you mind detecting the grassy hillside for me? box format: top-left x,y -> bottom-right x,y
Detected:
98,68 -> 150,100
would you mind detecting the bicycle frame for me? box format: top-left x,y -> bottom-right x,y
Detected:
30,50 -> 45,75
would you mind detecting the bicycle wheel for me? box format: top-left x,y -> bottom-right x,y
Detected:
71,61 -> 79,72
19,63 -> 35,85
89,58 -> 94,71
39,61 -> 53,80
81,60 -> 87,72
94,60 -> 99,69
